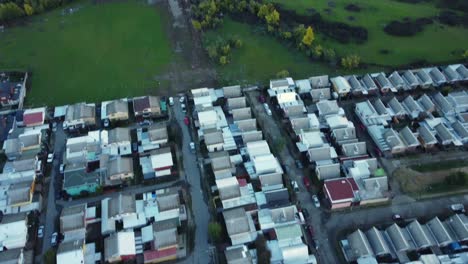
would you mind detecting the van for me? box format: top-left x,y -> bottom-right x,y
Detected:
291,180 -> 299,192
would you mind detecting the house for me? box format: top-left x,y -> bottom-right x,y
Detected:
22,107 -> 46,127
361,74 -> 378,94
452,121 -> 468,144
399,126 -> 420,150
372,99 -> 391,122
65,133 -> 101,164
269,78 -> 295,96
418,126 -> 437,149
210,152 -> 235,179
418,94 -> 435,113
355,100 -> 389,127
64,102 -> 96,129
142,220 -> 178,263
227,97 -> 247,112
309,75 -> 331,102
406,220 -> 432,250
198,107 -> 228,133
101,128 -> 132,156
402,95 -> 424,119
323,178 -> 359,209
0,213 -> 28,250
373,73 -> 392,93
102,99 -> 129,122
225,245 -> 254,264
231,107 -> 252,121
427,67 -> 447,86
332,127 -> 357,146
192,87 -> 214,111
137,125 -> 168,152
344,229 -> 374,261
383,128 -> 406,154
443,65 -> 461,83
385,223 -> 411,252
330,76 -> 351,96
388,71 -> 406,91
426,217 -> 454,247
447,91 -> 468,113
295,79 -> 312,94
446,214 -> 468,242
60,204 -> 87,242
290,114 -> 319,135
104,231 -> 136,263
316,100 -> 342,120
315,162 -> 341,180
387,97 -> 407,118
204,129 -> 224,152
216,177 -> 256,210
365,227 -> 391,258
223,208 -> 257,246
56,239 -> 85,264
348,75 -> 366,95
415,69 -> 433,88
3,130 -> 42,161
402,70 -> 419,90
434,123 -> 455,145
0,180 -> 40,215
454,64 -> 468,80
141,147 -> 173,178
258,205 -> 299,230
133,96 -> 161,118
223,85 -> 242,98
63,164 -> 101,196
268,224 -> 310,264
102,156 -> 134,185
341,142 -> 367,159
433,92 -> 455,116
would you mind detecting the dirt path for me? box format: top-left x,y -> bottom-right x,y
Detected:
155,0 -> 217,94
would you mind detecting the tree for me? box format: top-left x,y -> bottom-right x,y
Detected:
265,9 -> 279,26
281,31 -> 292,40
206,45 -> 218,59
192,19 -> 202,31
208,222 -> 222,242
221,44 -> 230,55
323,48 -> 336,62
24,3 -> 34,15
0,2 -> 24,22
234,38 -> 243,48
302,26 -> 315,47
219,56 -> 228,65
341,54 -> 361,70
255,235 -> 271,264
463,49 -> 468,61
276,70 -> 289,79
312,44 -> 323,59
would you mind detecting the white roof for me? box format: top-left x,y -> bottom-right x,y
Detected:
277,92 -> 298,104
246,140 -> 271,158
198,110 -> 217,125
150,151 -> 173,169
300,131 -> 324,148
252,154 -> 282,175
326,115 -> 350,129
117,231 -> 136,256
331,76 -> 351,94
54,105 -> 68,118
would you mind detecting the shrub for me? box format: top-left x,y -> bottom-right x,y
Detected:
341,54 -> 361,69
276,70 -> 289,79
384,18 -> 433,36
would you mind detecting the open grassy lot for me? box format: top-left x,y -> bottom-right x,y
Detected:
204,18 -> 340,85
269,0 -> 468,66
0,1 -> 173,106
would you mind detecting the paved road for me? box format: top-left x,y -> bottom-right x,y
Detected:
173,97 -> 213,264
41,124 -> 66,256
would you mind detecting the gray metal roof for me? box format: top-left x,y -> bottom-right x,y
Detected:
447,214 -> 468,242
223,208 -> 250,236
406,220 -> 432,249
347,229 -> 374,258
427,217 -> 454,246
365,227 -> 390,256
386,223 -> 410,252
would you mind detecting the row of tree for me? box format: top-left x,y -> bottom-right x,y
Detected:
0,0 -> 67,23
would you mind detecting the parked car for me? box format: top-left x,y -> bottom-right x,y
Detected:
169,97 -> 174,106
51,232 -> 58,246
306,225 -> 314,237
59,164 -> 65,174
132,142 -> 138,153
258,95 -> 266,103
181,103 -> 186,113
103,119 -> 110,128
291,180 -> 299,192
450,203 -> 466,213
47,153 -> 54,163
312,195 -> 320,208
392,214 -> 404,223
184,116 -> 189,125
189,142 -> 196,153
52,122 -> 57,132
139,119 -> 152,126
263,103 -> 272,116
301,208 -> 309,219
179,96 -> 185,103
37,225 -> 44,238
295,160 -> 304,169
303,176 -> 311,189
310,239 -> 319,250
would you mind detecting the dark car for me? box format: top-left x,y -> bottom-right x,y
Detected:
306,225 -> 314,237
184,116 -> 190,125
132,142 -> 138,153
301,208 -> 310,219
295,160 -> 304,169
258,95 -> 266,103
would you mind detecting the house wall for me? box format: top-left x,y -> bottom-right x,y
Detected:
207,142 -> 224,153
110,172 -> 134,181
331,201 -> 352,210
108,112 -> 129,121
155,168 -> 172,177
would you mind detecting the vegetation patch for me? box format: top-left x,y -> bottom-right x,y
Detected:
410,159 -> 467,172
384,17 -> 433,36
344,4 -> 361,12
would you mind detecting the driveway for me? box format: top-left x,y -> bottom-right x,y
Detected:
173,97 -> 213,264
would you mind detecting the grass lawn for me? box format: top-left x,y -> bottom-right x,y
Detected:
269,0 -> 468,66
204,18 -> 340,85
410,159 -> 467,173
0,1 -> 173,106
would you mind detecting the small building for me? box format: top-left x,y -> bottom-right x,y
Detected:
341,142 -> 367,159
385,223 -> 411,252
427,67 -> 447,86
388,71 -> 406,91
295,79 -> 312,95
64,102 -> 96,129
434,123 -> 455,146
133,96 -> 161,118
204,129 -> 224,152
387,97 -> 407,118
22,107 -> 46,127
63,164 -> 101,196
406,220 -> 432,250
348,75 -> 366,95
223,85 -> 242,98
418,94 -> 435,113
223,207 -> 257,246
137,125 -> 168,152
346,229 -> 373,260
452,121 -> 468,144
418,126 -> 437,149
443,65 -> 461,83
402,70 -> 419,90
269,78 -> 295,95
232,107 -> 252,121
56,239 -> 85,264
225,245 -> 254,264
361,74 -> 378,94
316,161 -> 340,180
402,96 -> 424,120
355,100 -> 389,127
3,130 -> 42,161
227,97 -> 247,112
142,147 -> 174,178
373,73 -> 392,93
415,69 -> 433,89
102,99 -> 129,122
332,127 -> 358,146
0,213 -> 28,250
101,128 -> 132,156
104,231 -> 136,263
399,126 -> 420,151
426,217 -> 454,247
323,178 -> 359,209
365,227 -> 391,258
102,156 -> 134,185
447,214 -> 468,242
330,76 -> 351,97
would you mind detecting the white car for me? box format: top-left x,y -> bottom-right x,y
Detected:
103,119 -> 110,128
47,153 -> 54,163
450,203 -> 465,213
181,103 -> 186,113
51,232 -> 58,246
169,97 -> 174,106
179,96 -> 185,103
312,195 -> 320,208
189,142 -> 195,153
59,164 -> 65,174
37,225 -> 44,238
291,180 -> 299,193
263,103 -> 272,116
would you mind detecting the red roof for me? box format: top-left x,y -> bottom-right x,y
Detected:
238,178 -> 247,187
143,247 -> 177,262
23,111 -> 44,126
324,178 -> 359,202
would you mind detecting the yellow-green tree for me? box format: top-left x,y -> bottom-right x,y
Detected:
463,50 -> 468,61
192,19 -> 202,31
24,3 -> 33,15
219,56 -> 228,65
302,26 -> 315,47
341,54 -> 361,70
265,9 -> 279,26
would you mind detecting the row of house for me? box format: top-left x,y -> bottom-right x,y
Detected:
341,213 -> 468,263
191,87 -> 317,263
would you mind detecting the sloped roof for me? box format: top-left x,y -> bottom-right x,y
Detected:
324,178 -> 358,202
108,127 -> 130,143
223,208 -> 250,236
347,229 -> 373,258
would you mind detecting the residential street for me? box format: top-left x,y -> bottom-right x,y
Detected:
173,97 -> 213,264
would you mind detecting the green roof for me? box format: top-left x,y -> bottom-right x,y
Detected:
374,168 -> 386,177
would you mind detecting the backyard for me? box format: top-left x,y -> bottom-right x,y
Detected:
204,18 -> 341,85
0,0 -> 174,106
269,0 -> 468,66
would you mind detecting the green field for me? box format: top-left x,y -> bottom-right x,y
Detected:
269,0 -> 468,66
204,18 -> 340,84
0,1 -> 173,106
